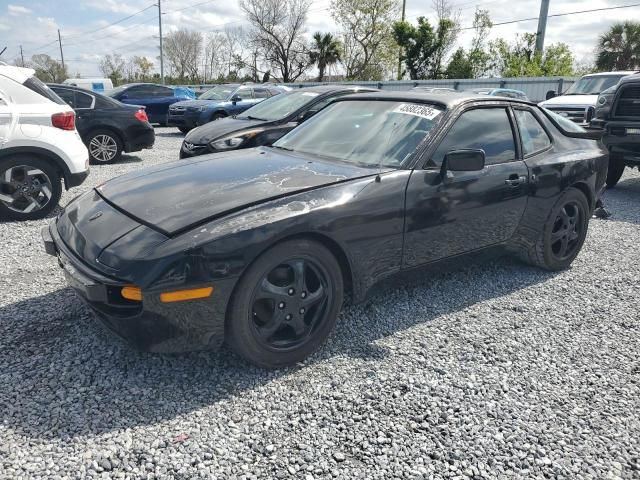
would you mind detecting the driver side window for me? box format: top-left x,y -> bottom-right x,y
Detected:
427,107 -> 516,168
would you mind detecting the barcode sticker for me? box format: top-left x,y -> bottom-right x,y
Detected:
392,103 -> 441,120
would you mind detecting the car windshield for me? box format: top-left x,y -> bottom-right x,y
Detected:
564,75 -> 627,95
200,85 -> 237,100
238,90 -> 322,121
273,100 -> 444,168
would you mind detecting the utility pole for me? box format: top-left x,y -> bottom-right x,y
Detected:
20,45 -> 24,66
535,0 -> 550,54
58,29 -> 65,71
397,0 -> 406,80
157,0 -> 165,84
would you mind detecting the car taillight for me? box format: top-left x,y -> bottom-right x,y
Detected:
134,109 -> 148,123
51,111 -> 75,131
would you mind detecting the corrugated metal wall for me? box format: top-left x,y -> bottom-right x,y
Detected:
185,77 -> 578,103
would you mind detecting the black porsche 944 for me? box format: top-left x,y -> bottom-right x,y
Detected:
43,91 -> 608,368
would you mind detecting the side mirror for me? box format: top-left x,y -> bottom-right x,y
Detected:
545,90 -> 557,100
231,95 -> 242,103
444,149 -> 485,172
298,110 -> 316,122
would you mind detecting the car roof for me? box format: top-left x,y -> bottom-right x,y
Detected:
583,71 -> 638,77
0,65 -> 36,84
619,73 -> 640,85
333,90 -> 536,109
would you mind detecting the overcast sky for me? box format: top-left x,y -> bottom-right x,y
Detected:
0,0 -> 635,78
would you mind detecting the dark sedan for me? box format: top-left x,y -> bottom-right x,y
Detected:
105,83 -> 195,125
179,85 -> 378,158
43,92 -> 607,368
49,84 -> 155,163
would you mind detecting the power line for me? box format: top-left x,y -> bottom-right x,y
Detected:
163,0 -> 220,15
63,4 -> 156,40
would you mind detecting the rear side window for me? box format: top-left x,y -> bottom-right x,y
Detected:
51,87 -> 75,107
75,91 -> 94,108
23,77 -> 66,105
429,107 -> 516,167
253,88 -> 270,99
514,109 -> 551,155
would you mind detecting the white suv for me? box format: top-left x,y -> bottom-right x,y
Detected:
0,66 -> 89,220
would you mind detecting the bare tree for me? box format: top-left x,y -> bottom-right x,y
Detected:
204,32 -> 226,81
164,29 -> 203,82
431,0 -> 461,76
99,54 -> 126,85
31,54 -> 68,83
240,0 -> 311,82
133,56 -> 154,81
331,0 -> 400,80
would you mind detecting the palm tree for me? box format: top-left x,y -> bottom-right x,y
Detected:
309,32 -> 342,82
596,21 -> 640,71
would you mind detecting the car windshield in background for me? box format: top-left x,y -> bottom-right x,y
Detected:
238,90 -> 321,121
273,100 -> 444,167
565,75 -> 626,95
200,85 -> 236,100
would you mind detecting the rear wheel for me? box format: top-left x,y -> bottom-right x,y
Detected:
0,156 -> 62,221
227,239 -> 344,368
523,188 -> 590,271
606,154 -> 626,189
87,130 -> 122,164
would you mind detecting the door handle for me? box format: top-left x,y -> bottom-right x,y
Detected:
505,174 -> 527,186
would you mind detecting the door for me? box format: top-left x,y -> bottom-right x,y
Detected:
403,106 -> 529,267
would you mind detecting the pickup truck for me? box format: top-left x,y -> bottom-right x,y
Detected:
591,73 -> 640,188
539,71 -> 636,128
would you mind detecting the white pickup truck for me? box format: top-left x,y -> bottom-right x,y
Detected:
539,71 -> 637,127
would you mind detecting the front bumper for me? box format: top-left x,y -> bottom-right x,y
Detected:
602,120 -> 640,164
168,111 -> 203,129
42,222 -> 232,353
65,169 -> 90,188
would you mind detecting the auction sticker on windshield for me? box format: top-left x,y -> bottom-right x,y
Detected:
393,103 -> 441,120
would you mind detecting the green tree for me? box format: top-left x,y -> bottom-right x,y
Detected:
392,16 -> 455,79
596,21 -> 640,71
133,56 -> 154,81
444,9 -> 492,79
490,33 -> 573,77
309,32 -> 342,81
445,48 -> 472,78
99,54 -> 126,85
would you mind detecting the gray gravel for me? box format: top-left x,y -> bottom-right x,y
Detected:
1,128 -> 639,479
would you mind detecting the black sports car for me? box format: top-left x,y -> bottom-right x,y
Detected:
179,85 -> 377,158
43,92 -> 607,368
49,83 -> 155,163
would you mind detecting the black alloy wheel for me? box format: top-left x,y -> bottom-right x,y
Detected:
227,239 -> 344,368
0,156 -> 62,221
524,187 -> 589,271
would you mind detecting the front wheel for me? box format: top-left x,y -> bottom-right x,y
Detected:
606,154 -> 626,189
0,156 -> 62,221
226,239 -> 344,368
524,188 -> 590,271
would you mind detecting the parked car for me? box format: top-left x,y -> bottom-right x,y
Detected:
472,88 -> 529,101
105,83 -> 195,125
412,87 -> 458,93
180,85 -> 378,158
43,91 -> 607,367
63,77 -> 113,93
539,71 -> 637,126
591,73 -> 640,188
49,83 -> 155,164
0,66 -> 89,221
168,84 -> 284,134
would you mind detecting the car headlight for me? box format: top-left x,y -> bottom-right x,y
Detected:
597,95 -> 609,106
210,129 -> 264,150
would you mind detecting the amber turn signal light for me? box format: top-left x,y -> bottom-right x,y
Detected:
121,286 -> 142,301
160,286 -> 214,303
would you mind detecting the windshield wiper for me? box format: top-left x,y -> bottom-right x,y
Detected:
272,145 -> 294,152
246,115 -> 267,121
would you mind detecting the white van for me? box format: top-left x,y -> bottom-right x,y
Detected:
63,78 -> 113,93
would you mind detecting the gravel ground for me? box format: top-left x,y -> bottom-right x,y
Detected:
1,128 -> 639,479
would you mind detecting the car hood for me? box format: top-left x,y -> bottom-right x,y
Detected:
185,117 -> 268,143
172,99 -> 226,108
540,94 -> 598,107
96,147 -> 377,236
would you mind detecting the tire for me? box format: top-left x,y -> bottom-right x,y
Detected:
178,126 -> 191,134
0,155 -> 62,221
226,238 -> 344,368
522,187 -> 590,271
87,129 -> 123,164
606,154 -> 626,189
